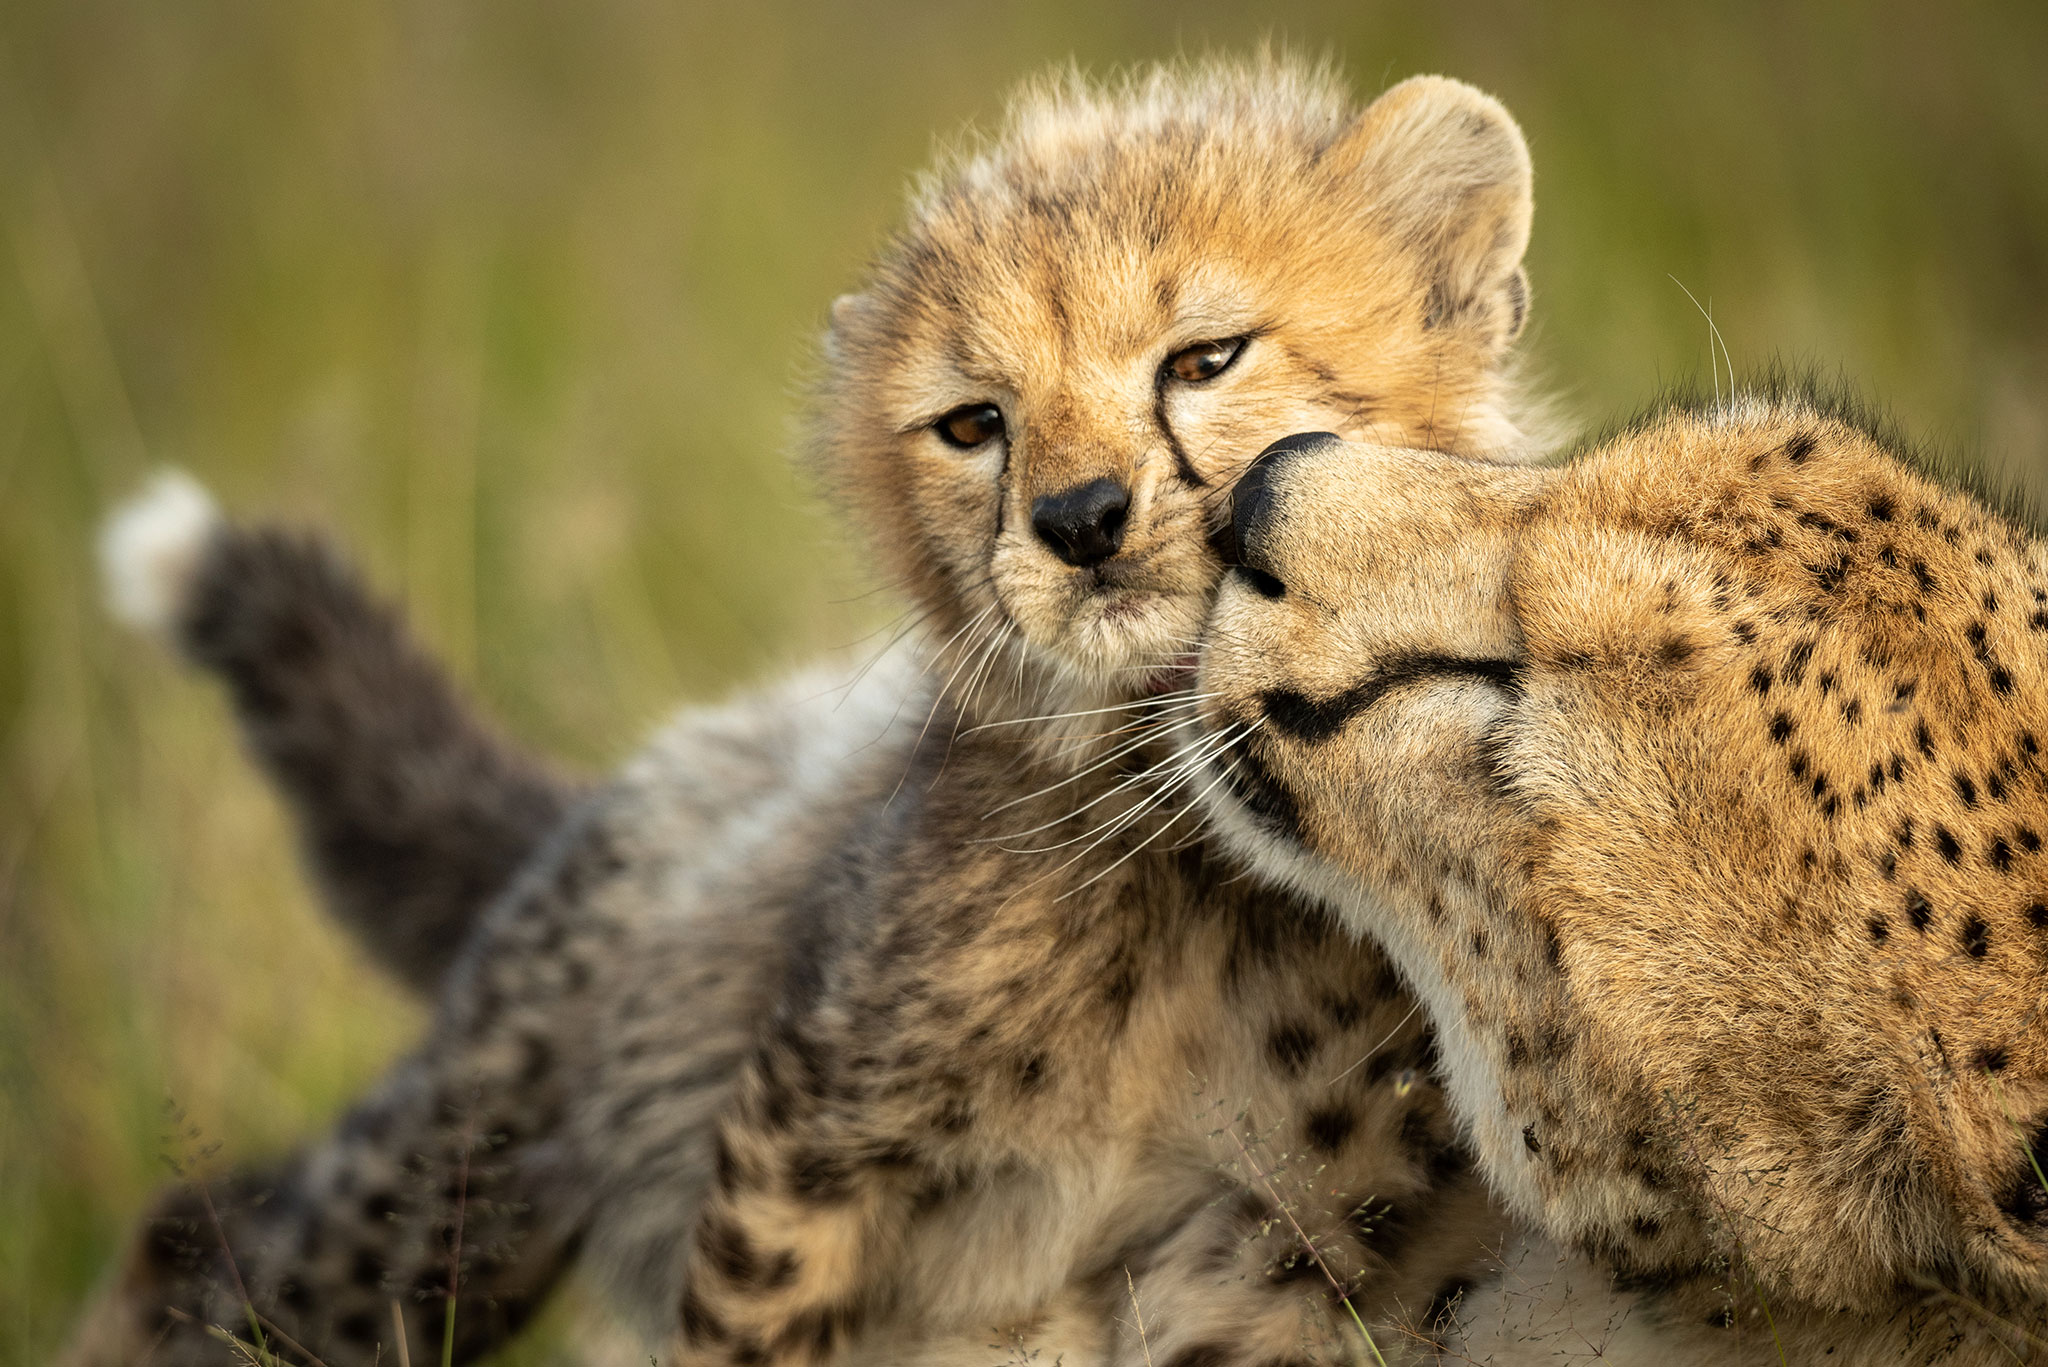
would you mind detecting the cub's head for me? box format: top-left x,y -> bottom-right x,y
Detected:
1183,408 -> 2048,1321
815,57 -> 1544,739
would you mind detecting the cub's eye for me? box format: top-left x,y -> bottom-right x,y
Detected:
934,403 -> 1006,450
1166,336 -> 1249,384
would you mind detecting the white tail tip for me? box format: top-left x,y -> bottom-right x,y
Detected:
100,468 -> 223,635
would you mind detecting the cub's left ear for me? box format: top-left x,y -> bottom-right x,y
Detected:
823,291 -> 874,363
1340,75 -> 1533,350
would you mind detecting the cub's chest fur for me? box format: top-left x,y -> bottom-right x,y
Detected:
781,729 -> 1434,1145
686,723 -> 1495,1352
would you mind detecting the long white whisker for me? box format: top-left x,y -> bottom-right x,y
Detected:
920,602 -> 999,679
1019,728 -> 1240,869
1053,754 -> 1245,902
959,690 -> 1216,738
887,603 -> 1003,806
978,722 -> 1177,818
998,723 -> 1248,854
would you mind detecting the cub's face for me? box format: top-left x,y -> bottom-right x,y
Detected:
817,63 -> 1541,731
1181,414 -> 2048,1314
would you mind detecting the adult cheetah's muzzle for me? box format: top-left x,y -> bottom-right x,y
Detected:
1225,431 -> 1342,599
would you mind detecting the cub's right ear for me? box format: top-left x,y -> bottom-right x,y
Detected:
1338,76 -> 1534,350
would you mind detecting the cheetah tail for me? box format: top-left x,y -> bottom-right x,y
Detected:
100,469 -> 583,995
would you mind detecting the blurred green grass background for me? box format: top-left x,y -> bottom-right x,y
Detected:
1,0 -> 2043,1359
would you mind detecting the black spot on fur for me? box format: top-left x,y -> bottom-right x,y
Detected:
788,1150 -> 853,1201
1304,1105 -> 1358,1154
349,1247 -> 386,1290
1102,966 -> 1138,1034
1868,494 -> 1895,522
2020,827 -> 2042,854
1868,916 -> 1889,942
1906,889 -> 1934,932
1991,838 -> 2014,873
713,1133 -> 739,1191
1937,826 -> 1963,865
336,1313 -> 380,1344
1956,772 -> 1980,808
1750,664 -> 1773,695
933,1098 -> 975,1133
1768,713 -> 1795,745
1977,1044 -> 2010,1073
1267,1022 -> 1320,1076
1783,639 -> 1816,685
1963,915 -> 1991,958
1785,431 -> 1816,463
700,1215 -> 759,1284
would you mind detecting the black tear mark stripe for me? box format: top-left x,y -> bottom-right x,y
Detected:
1261,654 -> 1525,743
1222,738 -> 1303,839
1152,376 -> 1205,488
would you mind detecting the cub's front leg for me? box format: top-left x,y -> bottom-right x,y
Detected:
671,1042 -> 915,1366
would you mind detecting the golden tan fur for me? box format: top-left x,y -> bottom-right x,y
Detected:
819,56 -> 1542,745
1180,389 -> 2048,1361
66,57 -> 1556,1366
664,56 -> 1555,1367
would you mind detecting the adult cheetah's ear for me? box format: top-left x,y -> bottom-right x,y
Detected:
1339,75 -> 1534,351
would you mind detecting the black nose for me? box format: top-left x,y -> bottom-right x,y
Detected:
1227,432 -> 1340,598
1032,477 -> 1131,567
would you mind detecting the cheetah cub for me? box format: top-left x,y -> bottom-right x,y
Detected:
80,58 -> 1548,1366
1178,386 -> 2048,1362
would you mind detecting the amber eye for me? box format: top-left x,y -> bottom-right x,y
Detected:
934,403 -> 1006,450
1166,336 -> 1249,384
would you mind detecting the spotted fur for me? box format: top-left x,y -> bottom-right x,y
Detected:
69,57 -> 1548,1365
1180,384 -> 2048,1361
